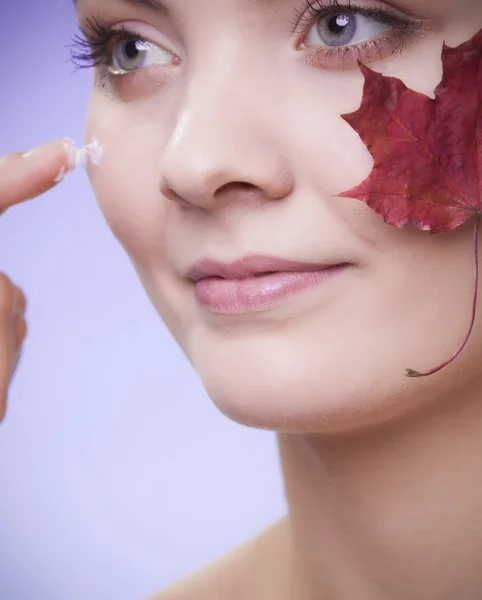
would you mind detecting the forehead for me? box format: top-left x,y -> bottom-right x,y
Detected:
73,0 -> 274,8
388,0 -> 482,17
72,0 -> 482,23
71,0 -> 479,10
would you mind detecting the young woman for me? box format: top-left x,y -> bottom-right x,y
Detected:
2,0 -> 482,598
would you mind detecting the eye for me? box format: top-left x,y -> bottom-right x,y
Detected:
110,38 -> 175,74
292,1 -> 422,69
305,11 -> 391,49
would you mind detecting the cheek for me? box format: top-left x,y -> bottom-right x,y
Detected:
287,72 -> 372,192
83,106 -> 192,344
84,109 -> 168,265
93,170 -> 168,264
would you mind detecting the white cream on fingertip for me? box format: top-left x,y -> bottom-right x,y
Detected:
54,136 -> 104,183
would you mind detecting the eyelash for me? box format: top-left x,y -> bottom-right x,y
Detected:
69,0 -> 422,74
69,16 -> 137,71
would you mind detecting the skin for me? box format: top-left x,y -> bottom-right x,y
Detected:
4,0 -> 482,598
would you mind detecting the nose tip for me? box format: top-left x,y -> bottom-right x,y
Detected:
158,89 -> 294,209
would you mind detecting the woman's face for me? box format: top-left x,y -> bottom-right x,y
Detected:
76,0 -> 482,433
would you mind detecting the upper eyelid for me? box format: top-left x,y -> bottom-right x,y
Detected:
290,0 -> 418,35
289,0 -> 358,35
75,18 -> 177,66
80,15 -> 174,48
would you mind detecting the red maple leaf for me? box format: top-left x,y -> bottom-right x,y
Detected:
337,28 -> 482,378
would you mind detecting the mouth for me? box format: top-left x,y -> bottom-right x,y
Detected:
186,255 -> 348,281
185,255 -> 352,314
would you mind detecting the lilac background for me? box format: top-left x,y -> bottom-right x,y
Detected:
0,2 -> 286,599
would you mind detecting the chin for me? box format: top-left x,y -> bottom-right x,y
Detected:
186,325 -> 429,435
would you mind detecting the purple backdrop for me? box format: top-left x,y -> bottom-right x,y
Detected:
0,2 -> 285,599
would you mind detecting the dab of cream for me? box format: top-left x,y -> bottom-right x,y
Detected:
54,136 -> 104,183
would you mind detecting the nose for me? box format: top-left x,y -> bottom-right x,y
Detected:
160,73 -> 294,210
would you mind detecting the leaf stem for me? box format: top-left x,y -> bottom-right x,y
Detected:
406,216 -> 481,378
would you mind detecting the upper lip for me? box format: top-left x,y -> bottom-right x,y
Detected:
186,255 -> 349,282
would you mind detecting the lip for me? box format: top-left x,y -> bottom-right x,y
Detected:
186,256 -> 344,281
186,255 -> 351,314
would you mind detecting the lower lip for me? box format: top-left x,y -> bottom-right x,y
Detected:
194,265 -> 349,314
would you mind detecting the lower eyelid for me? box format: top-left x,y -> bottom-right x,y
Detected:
95,57 -> 179,97
302,31 -> 415,69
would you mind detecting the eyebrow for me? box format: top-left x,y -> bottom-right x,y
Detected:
73,0 -> 271,12
73,0 -> 171,12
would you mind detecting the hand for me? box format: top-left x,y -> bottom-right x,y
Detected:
0,139 -> 78,422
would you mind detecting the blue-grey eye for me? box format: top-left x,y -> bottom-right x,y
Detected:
110,38 -> 174,74
307,11 -> 390,47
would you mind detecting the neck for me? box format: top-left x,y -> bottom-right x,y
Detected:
277,391 -> 482,600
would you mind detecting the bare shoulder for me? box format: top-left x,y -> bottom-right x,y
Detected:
148,517 -> 288,600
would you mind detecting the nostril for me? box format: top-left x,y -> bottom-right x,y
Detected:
215,181 -> 258,196
160,179 -> 187,205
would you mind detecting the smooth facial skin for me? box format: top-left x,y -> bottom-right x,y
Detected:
73,0 -> 482,598
77,0 -> 482,434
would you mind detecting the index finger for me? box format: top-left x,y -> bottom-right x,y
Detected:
0,139 -> 79,212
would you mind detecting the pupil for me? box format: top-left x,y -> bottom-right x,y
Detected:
329,13 -> 350,35
125,41 -> 139,60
